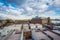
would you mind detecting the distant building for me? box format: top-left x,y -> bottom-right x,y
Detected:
15,20 -> 29,24
30,16 -> 51,24
29,16 -> 42,24
42,17 -> 51,25
16,17 -> 51,24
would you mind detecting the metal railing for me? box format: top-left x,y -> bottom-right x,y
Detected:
20,30 -> 23,40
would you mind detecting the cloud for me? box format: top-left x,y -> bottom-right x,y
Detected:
55,0 -> 60,5
0,0 -> 60,20
0,2 -> 34,20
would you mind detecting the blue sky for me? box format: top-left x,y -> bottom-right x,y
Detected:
0,0 -> 60,20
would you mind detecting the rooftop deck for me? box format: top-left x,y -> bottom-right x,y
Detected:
0,24 -> 60,40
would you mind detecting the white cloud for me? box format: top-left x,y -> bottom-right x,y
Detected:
41,4 -> 48,9
26,7 -> 33,12
0,4 -> 33,20
55,0 -> 60,5
0,0 -> 60,20
38,10 -> 56,18
7,9 -> 23,15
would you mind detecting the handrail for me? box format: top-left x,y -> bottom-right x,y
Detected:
20,30 -> 23,40
2,30 -> 14,40
31,30 -> 38,40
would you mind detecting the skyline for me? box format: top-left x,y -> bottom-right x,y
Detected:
0,0 -> 60,20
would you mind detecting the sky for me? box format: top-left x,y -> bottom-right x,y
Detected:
0,0 -> 60,20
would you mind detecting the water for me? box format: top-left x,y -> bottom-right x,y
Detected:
51,21 -> 60,24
